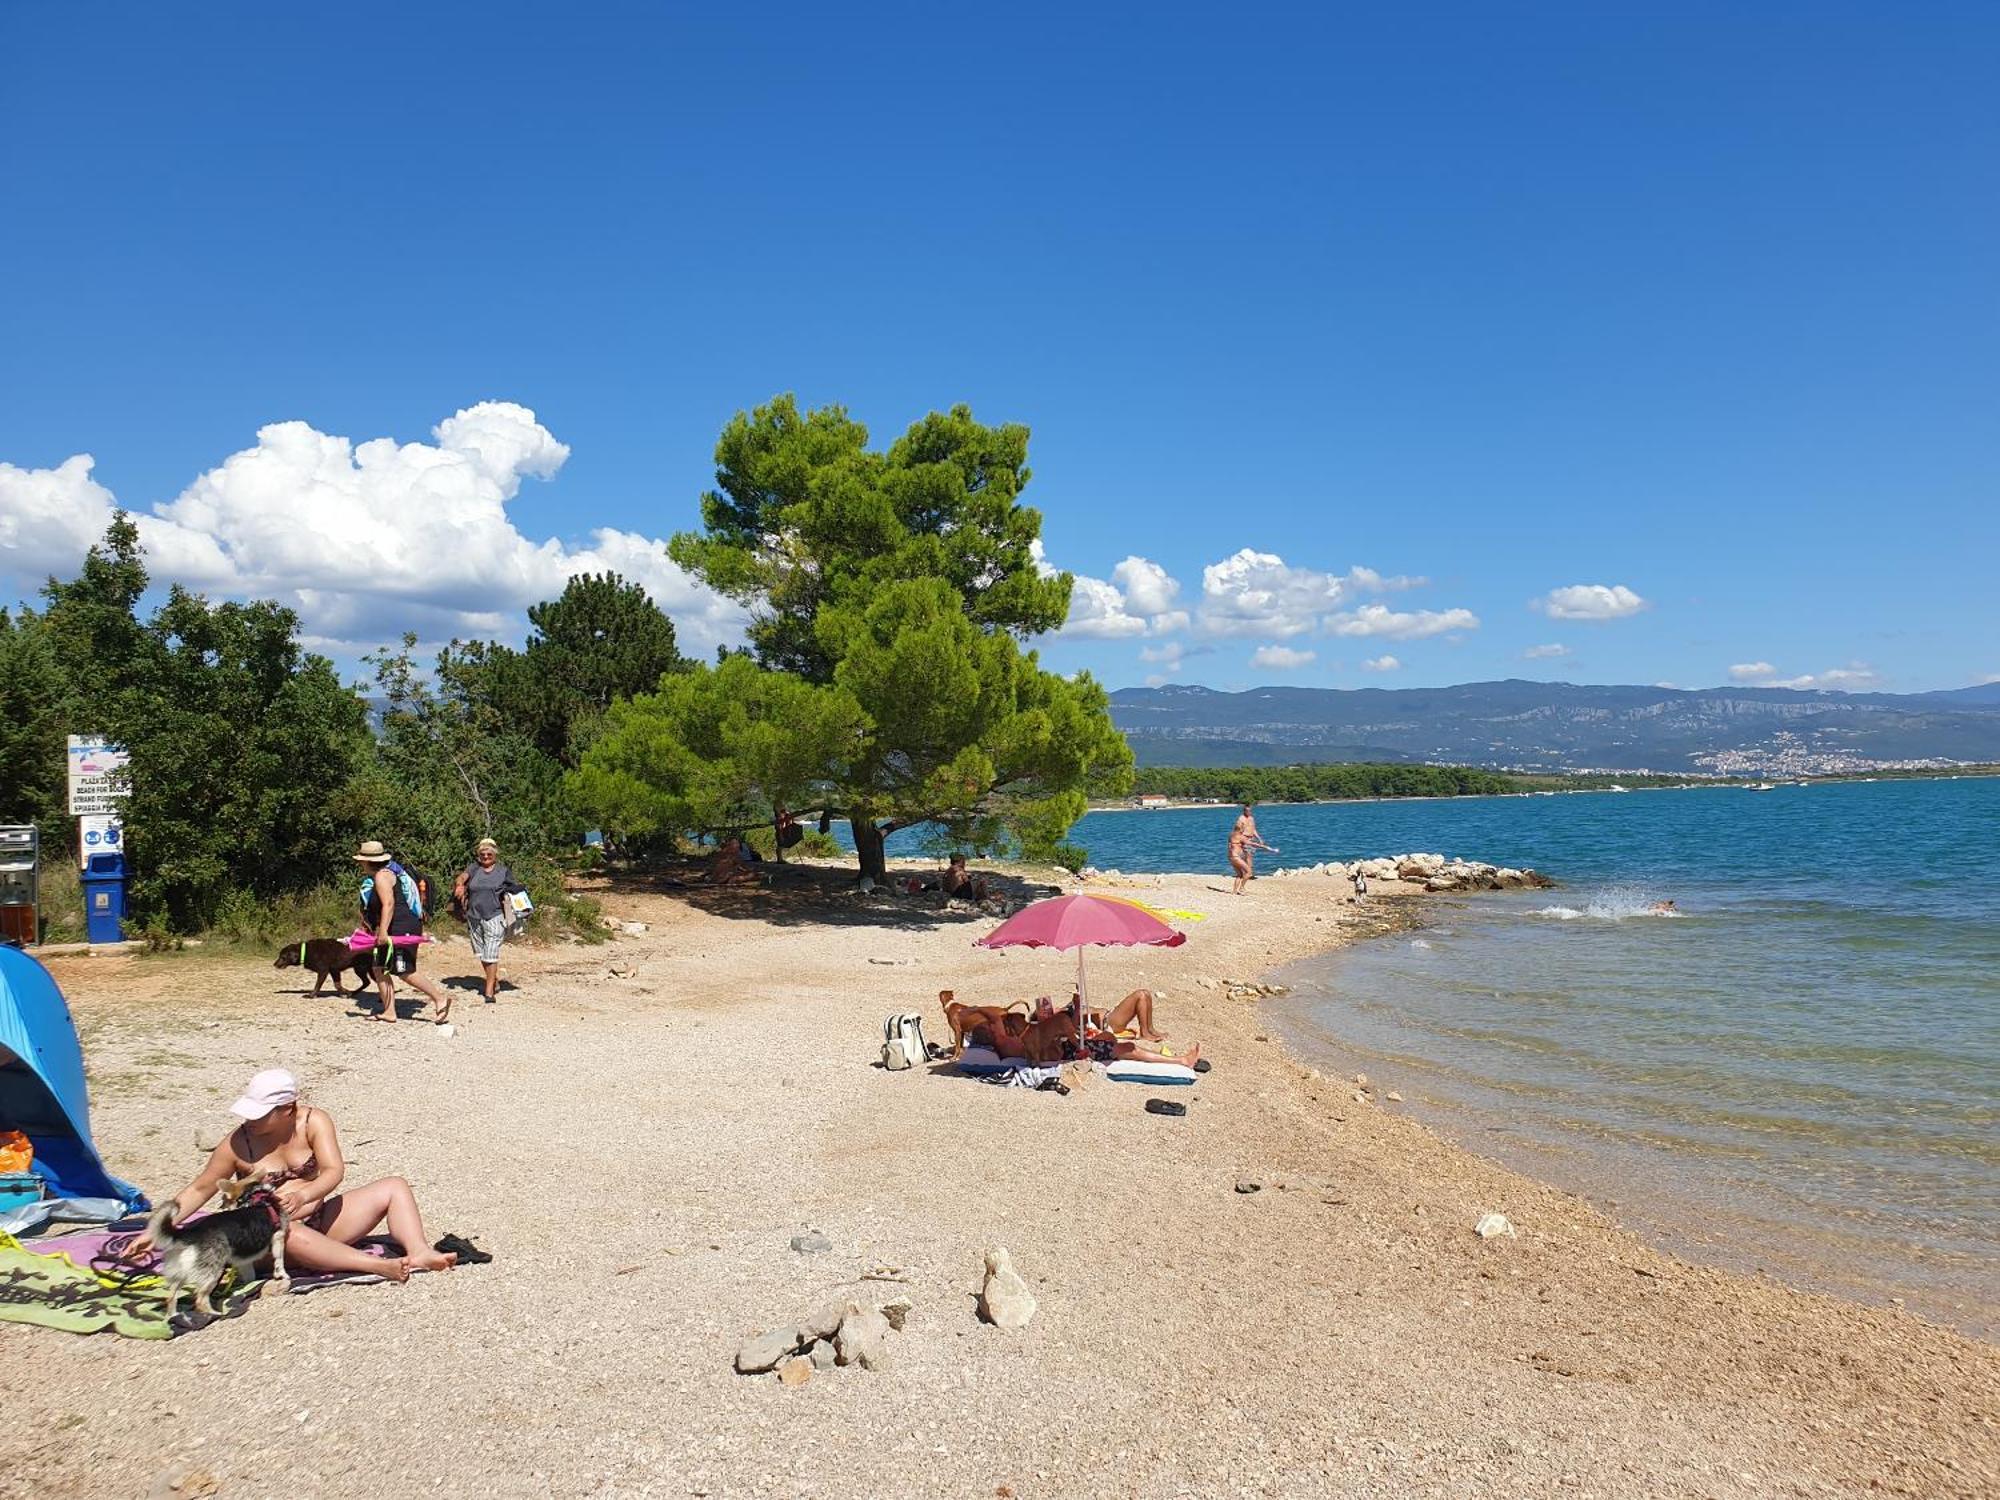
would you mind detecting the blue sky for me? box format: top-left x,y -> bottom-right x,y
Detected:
2,2 -> 1994,693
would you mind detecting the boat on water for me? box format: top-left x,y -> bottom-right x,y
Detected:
1609,784 -> 1630,793
1751,782 -> 1777,791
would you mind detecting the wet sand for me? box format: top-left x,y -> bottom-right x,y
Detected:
1,862 -> 1993,1499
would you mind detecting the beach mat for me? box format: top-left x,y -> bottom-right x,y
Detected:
0,1221 -> 390,1340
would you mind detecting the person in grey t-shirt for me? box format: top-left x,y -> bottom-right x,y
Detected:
454,837 -> 517,1003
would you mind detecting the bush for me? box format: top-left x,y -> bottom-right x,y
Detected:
743,825 -> 842,860
1049,841 -> 1088,874
35,859 -> 85,944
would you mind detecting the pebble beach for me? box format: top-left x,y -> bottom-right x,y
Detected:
2,862 -> 1994,1500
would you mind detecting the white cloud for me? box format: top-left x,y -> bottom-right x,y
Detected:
0,455 -> 123,577
1523,643 -> 1570,660
1250,644 -> 1316,670
1197,548 -> 1432,638
1035,542 -> 1187,639
1360,654 -> 1400,672
0,403 -> 749,655
1727,660 -> 1880,691
1536,584 -> 1647,620
1327,603 -> 1479,640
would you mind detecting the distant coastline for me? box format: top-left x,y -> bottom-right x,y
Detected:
1092,760 -> 2000,813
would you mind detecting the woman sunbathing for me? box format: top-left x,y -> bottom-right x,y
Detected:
128,1068 -> 455,1282
1081,985 -> 1167,1043
1028,994 -> 1200,1069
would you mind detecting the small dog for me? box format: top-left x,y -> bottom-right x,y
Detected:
146,1172 -> 291,1321
938,990 -> 1031,1059
275,937 -> 375,996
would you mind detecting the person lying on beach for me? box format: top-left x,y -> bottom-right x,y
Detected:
1020,995 -> 1200,1069
1077,985 -> 1167,1043
705,837 -> 762,885
127,1068 -> 455,1282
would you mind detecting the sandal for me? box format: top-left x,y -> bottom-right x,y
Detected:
433,1233 -> 493,1264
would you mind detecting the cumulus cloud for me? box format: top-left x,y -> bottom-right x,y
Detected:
1326,603 -> 1479,640
1535,583 -> 1647,620
1033,542 -> 1187,639
1197,549 -> 1431,638
1523,643 -> 1570,660
1728,660 -> 1880,691
1250,644 -> 1316,670
0,403 -> 749,655
1360,654 -> 1400,672
0,456 -> 124,577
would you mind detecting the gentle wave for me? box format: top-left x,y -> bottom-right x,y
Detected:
1251,777 -> 1999,1328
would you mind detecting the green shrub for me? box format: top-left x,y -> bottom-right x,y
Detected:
35,859 -> 85,945
1048,841 -> 1088,874
743,825 -> 841,860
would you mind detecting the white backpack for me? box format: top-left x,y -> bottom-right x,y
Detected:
881,1012 -> 931,1071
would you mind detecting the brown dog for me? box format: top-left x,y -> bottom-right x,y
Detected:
275,938 -> 375,996
1014,1005 -> 1079,1065
938,990 -> 1032,1059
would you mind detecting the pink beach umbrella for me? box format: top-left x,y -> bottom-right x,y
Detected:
975,893 -> 1186,1027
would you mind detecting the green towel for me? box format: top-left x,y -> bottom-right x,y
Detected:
0,1230 -> 173,1340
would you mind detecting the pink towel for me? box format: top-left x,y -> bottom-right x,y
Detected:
346,929 -> 434,951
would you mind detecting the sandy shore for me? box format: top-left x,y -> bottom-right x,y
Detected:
2,863 -> 1993,1500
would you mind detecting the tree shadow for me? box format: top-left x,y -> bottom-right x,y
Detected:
590,861 -> 1065,933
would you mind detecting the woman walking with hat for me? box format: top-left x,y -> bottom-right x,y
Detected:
354,840 -> 452,1024
454,837 -> 518,1004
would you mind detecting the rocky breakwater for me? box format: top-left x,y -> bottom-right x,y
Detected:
1267,852 -> 1554,893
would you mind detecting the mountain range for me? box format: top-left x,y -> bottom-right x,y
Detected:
1109,680 -> 2000,773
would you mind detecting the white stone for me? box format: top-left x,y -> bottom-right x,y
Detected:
835,1302 -> 892,1369
1475,1212 -> 1518,1240
979,1247 -> 1038,1329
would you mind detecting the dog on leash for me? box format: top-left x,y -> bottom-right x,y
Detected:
938,990 -> 1032,1059
275,937 -> 375,996
145,1172 -> 291,1320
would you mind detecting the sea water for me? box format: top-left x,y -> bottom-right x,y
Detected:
1067,779 -> 2000,1330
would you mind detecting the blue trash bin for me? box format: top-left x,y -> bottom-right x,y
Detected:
81,851 -> 127,943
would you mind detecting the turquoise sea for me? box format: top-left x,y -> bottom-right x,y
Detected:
1065,778 -> 2000,1330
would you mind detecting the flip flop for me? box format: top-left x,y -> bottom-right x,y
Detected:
1193,1058 -> 1212,1073
433,1233 -> 492,1265
1144,1099 -> 1187,1117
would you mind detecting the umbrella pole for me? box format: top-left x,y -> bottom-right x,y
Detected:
1075,948 -> 1088,1052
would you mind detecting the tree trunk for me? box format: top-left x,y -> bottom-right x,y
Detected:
851,816 -> 887,882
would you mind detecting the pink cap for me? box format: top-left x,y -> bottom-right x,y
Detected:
229,1068 -> 298,1120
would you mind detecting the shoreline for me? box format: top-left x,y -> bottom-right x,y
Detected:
1259,899 -> 1996,1337
3,860 -> 1993,1498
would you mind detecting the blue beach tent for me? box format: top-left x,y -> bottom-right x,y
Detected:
0,946 -> 146,1210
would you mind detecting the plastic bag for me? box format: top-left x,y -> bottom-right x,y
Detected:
0,1130 -> 32,1173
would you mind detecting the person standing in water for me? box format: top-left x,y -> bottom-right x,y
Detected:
1228,803 -> 1276,895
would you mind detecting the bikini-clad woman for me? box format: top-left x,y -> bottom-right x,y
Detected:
127,1068 -> 455,1281
1228,803 -> 1275,895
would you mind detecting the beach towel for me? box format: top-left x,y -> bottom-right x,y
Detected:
0,1221 -> 390,1340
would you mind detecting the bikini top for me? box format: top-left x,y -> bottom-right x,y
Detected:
240,1108 -> 320,1184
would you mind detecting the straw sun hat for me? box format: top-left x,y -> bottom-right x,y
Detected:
352,839 -> 393,864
